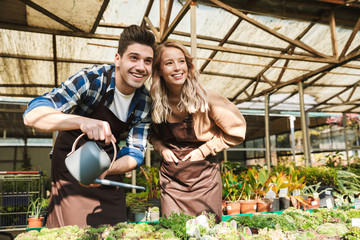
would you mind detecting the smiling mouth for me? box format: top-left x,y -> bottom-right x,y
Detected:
172,73 -> 183,79
131,72 -> 146,79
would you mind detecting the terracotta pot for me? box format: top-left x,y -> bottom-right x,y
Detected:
240,200 -> 257,214
28,217 -> 44,228
306,197 -> 320,209
256,199 -> 272,212
226,201 -> 241,215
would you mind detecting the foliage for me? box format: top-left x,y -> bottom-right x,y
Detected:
221,168 -> 243,202
27,197 -> 49,219
283,166 -> 307,209
14,207 -> 360,240
301,182 -> 331,199
316,222 -> 349,237
238,167 -> 271,200
344,226 -> 360,240
298,166 -> 337,187
139,166 -> 160,200
126,191 -> 151,212
158,211 -> 194,239
269,171 -> 289,198
312,208 -> 348,223
335,169 -> 360,202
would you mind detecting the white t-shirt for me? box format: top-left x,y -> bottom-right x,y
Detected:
109,87 -> 135,122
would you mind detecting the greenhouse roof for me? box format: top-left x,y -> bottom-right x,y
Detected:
0,0 -> 360,138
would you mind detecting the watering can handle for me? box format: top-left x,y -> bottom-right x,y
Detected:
67,133 -> 117,169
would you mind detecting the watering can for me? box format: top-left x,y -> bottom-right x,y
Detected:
65,133 -> 145,190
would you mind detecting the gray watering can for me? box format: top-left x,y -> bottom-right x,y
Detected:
65,133 -> 145,190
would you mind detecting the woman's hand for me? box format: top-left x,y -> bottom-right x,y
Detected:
161,148 -> 180,163
182,149 -> 204,162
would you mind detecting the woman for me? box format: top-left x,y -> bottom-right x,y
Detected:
149,40 -> 246,222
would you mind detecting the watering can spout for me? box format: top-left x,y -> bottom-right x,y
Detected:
93,178 -> 146,190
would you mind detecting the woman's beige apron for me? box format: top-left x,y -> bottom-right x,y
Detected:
156,115 -> 222,223
46,78 -> 133,228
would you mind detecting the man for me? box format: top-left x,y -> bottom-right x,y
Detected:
23,25 -> 156,228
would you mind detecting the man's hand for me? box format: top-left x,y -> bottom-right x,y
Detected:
80,119 -> 116,145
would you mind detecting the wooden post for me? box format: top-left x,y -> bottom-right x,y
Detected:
298,81 -> 311,166
265,93 -> 271,173
190,0 -> 197,66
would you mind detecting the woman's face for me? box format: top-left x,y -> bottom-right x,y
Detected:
159,47 -> 188,89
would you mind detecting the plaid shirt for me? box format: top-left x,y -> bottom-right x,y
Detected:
24,64 -> 152,167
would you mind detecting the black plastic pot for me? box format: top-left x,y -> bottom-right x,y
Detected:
280,197 -> 290,210
271,198 -> 280,211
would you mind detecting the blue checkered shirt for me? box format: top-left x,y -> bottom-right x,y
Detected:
24,64 -> 152,167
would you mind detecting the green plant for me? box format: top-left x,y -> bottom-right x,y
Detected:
139,166 -> 160,200
301,182 -> 330,199
299,166 -> 337,187
316,223 -> 349,237
335,170 -> 360,202
284,166 -> 308,208
269,171 -> 289,198
344,226 -> 360,240
158,211 -> 194,239
239,167 -> 272,200
27,197 -> 48,218
222,168 -> 242,202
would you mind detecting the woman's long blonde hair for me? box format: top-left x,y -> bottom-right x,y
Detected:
150,40 -> 208,124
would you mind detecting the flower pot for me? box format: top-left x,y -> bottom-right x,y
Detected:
270,198 -> 280,212
240,200 -> 257,214
148,198 -> 161,209
226,201 -> 241,215
134,212 -> 147,222
150,211 -> 159,221
256,198 -> 272,213
28,217 -> 44,228
280,197 -> 290,210
306,197 -> 320,209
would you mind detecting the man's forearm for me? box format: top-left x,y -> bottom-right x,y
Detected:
24,106 -> 83,132
107,155 -> 138,175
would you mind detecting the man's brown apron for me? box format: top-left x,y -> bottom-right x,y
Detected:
46,78 -> 133,228
156,115 -> 222,223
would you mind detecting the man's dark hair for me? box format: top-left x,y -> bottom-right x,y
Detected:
118,25 -> 156,56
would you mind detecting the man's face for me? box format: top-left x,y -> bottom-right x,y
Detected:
115,43 -> 153,95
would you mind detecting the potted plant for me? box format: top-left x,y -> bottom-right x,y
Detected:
27,197 -> 48,228
254,167 -> 273,212
301,182 -> 331,209
222,168 -> 242,215
149,206 -> 160,221
139,166 -> 160,209
269,171 -> 290,211
238,168 -> 258,214
283,167 -> 308,210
